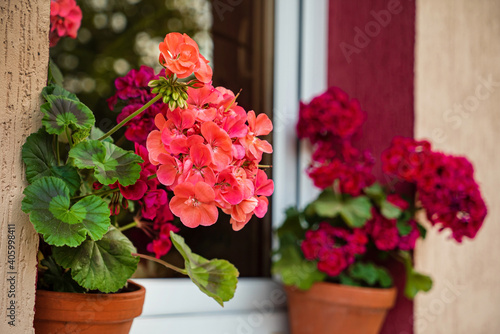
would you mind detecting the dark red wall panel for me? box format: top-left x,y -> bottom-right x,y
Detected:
328,0 -> 416,333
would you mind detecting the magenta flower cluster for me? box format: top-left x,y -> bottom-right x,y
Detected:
297,87 -> 374,196
108,66 -> 169,145
301,223 -> 368,276
382,137 -> 487,242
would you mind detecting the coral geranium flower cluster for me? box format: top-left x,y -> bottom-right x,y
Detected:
145,33 -> 274,231
147,87 -> 274,230
49,0 -> 82,47
382,137 -> 487,242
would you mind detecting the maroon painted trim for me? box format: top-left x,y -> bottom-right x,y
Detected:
328,0 -> 416,333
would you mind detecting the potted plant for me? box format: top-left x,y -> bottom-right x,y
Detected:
24,3 -> 274,333
272,87 -> 487,334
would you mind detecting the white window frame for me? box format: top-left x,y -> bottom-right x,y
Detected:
131,1 -> 327,333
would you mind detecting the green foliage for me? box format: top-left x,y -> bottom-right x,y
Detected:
52,227 -> 139,293
22,177 -> 110,247
22,130 -> 80,196
380,200 -> 402,219
347,262 -> 393,288
41,95 -> 95,136
69,140 -> 143,186
398,251 -> 433,299
40,256 -> 85,293
42,84 -> 79,102
170,232 -> 239,306
272,244 -> 326,290
307,189 -> 372,228
48,59 -> 64,86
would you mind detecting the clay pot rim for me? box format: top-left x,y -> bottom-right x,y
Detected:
285,282 -> 397,309
36,280 -> 145,301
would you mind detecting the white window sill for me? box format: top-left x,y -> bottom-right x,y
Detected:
130,278 -> 289,334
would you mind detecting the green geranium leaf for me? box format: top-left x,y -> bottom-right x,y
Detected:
21,130 -> 81,195
21,177 -> 110,247
272,244 -> 326,291
417,222 -> 427,239
339,196 -> 373,228
405,271 -> 433,299
349,262 -> 378,285
277,207 -> 306,241
170,232 -> 239,306
397,219 -> 413,236
89,126 -> 114,143
42,84 -> 79,102
52,227 -> 139,293
40,256 -> 86,293
376,268 -> 393,288
398,251 -> 433,299
309,189 -> 343,218
380,200 -> 402,219
48,59 -> 64,86
338,273 -> 362,287
347,262 -> 393,288
41,95 -> 95,135
364,183 -> 385,201
69,140 -> 143,186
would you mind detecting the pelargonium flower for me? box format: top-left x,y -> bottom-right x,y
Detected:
301,223 -> 368,276
169,182 -> 219,228
307,144 -> 375,195
147,223 -> 179,259
381,137 -> 432,182
159,33 -> 212,83
49,0 -> 82,47
364,210 -> 400,251
297,86 -> 365,143
417,153 -> 487,242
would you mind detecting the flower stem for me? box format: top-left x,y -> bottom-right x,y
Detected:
53,135 -> 61,165
98,94 -> 162,141
148,174 -> 157,180
65,126 -> 73,148
118,221 -> 138,232
132,253 -> 188,275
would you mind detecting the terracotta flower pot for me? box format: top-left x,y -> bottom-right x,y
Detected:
34,281 -> 146,334
285,282 -> 397,334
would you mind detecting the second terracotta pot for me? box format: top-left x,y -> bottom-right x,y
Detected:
285,282 -> 397,334
34,280 -> 146,334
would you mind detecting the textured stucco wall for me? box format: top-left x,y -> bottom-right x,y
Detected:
0,1 -> 50,332
415,1 -> 500,333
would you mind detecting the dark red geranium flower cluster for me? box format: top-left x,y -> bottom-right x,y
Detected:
381,136 -> 432,182
108,66 -> 169,145
307,142 -> 375,195
297,87 -> 374,195
383,138 -> 487,242
297,86 -> 365,142
49,0 -> 82,47
301,223 -> 368,276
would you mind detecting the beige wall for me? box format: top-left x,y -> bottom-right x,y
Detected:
415,0 -> 500,333
0,1 -> 50,333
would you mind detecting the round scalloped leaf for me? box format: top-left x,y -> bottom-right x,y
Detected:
170,232 -> 239,306
42,84 -> 79,102
52,227 -> 139,293
41,95 -> 95,135
69,140 -> 143,186
22,130 -> 81,195
21,177 -> 110,247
